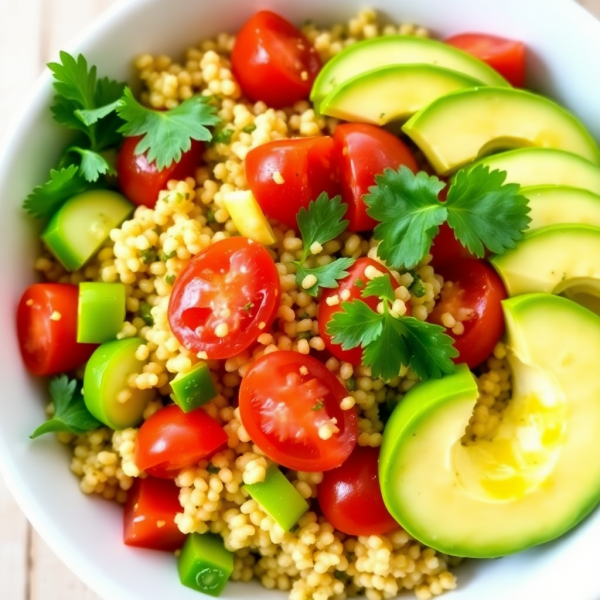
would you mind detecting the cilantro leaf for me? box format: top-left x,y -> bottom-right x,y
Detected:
397,317 -> 458,380
67,146 -> 116,182
23,166 -> 90,218
30,375 -> 103,439
363,276 -> 395,303
117,88 -> 220,170
363,314 -> 410,380
326,301 -> 384,351
365,167 -> 447,269
211,127 -> 235,145
76,98 -> 121,127
446,165 -> 531,257
295,258 -> 354,297
296,193 -> 349,262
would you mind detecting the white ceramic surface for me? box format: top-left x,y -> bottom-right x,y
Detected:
2,0 -> 600,599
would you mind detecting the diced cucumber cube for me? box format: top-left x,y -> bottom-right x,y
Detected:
171,362 -> 217,413
178,533 -> 234,597
245,466 -> 309,531
78,282 -> 126,343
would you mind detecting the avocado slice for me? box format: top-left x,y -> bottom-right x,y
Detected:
380,294 -> 600,558
492,224 -> 600,313
521,186 -> 600,230
471,148 -> 600,193
310,35 -> 509,109
403,87 -> 600,175
319,65 -> 481,125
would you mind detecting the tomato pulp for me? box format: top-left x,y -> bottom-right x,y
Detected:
168,237 -> 281,359
239,351 -> 358,472
430,259 -> 507,369
231,10 -> 322,108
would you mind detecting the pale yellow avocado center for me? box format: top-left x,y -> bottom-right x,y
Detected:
453,358 -> 566,503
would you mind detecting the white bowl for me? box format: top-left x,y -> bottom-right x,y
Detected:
2,0 -> 600,598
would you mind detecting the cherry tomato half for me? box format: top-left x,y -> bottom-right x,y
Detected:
123,477 -> 186,551
135,404 -> 228,479
231,10 -> 322,108
239,351 -> 358,472
117,136 -> 204,208
318,446 -> 399,536
319,258 -> 401,366
245,137 -> 340,230
429,259 -> 506,369
17,283 -> 97,376
333,123 -> 418,232
445,33 -> 526,87
429,223 -> 478,269
168,237 -> 280,359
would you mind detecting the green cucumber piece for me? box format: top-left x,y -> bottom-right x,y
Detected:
171,362 -> 217,413
245,466 -> 309,531
41,190 -> 133,271
83,338 -> 153,430
178,533 -> 234,597
77,282 -> 126,344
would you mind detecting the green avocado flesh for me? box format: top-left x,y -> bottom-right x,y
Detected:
521,186 -> 600,231
83,338 -> 154,430
380,294 -> 600,558
491,224 -> 600,314
471,148 -> 600,193
41,190 -> 133,272
403,87 -> 600,175
310,35 -> 509,108
319,65 -> 481,125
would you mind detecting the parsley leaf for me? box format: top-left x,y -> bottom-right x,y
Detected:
117,88 -> 220,170
327,301 -> 384,351
211,127 -> 235,145
363,314 -> 410,380
445,164 -> 530,257
30,375 -> 103,439
296,193 -> 349,263
363,276 -> 395,303
365,167 -> 447,269
66,147 -> 116,182
23,166 -> 90,218
296,258 -> 354,297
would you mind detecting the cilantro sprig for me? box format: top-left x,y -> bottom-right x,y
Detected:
365,164 -> 531,269
30,376 -> 102,439
327,276 -> 457,381
294,193 -> 355,296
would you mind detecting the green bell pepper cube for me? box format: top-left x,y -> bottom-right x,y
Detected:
171,361 -> 217,412
78,282 -> 126,343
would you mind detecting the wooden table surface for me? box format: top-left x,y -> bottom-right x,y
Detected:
1,0 -> 599,598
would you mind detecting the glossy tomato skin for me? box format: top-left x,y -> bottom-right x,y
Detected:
445,33 -> 526,87
17,283 -> 97,376
123,477 -> 186,551
231,10 -> 322,108
430,259 -> 507,369
245,137 -> 340,230
333,124 -> 418,232
117,136 -> 204,208
318,446 -> 399,536
168,237 -> 280,359
239,351 -> 358,472
135,404 -> 228,479
319,258 -> 401,366
429,223 -> 478,269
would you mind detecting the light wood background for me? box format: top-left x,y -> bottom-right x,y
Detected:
1,0 -> 599,598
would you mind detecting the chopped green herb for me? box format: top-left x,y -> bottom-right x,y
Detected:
162,250 -> 177,260
165,274 -> 176,285
207,464 -> 219,475
312,400 -> 325,411
140,301 -> 154,326
298,312 -> 310,320
242,123 -> 257,133
354,278 -> 365,289
206,208 -> 216,223
139,248 -> 157,264
243,302 -> 255,313
334,571 -> 348,581
211,127 -> 235,145
31,375 -> 102,438
345,377 -> 356,391
297,331 -> 312,340
408,272 -> 427,298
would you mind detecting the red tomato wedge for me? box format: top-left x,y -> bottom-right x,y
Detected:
319,258 -> 402,366
245,137 -> 340,230
429,259 -> 506,369
123,477 -> 186,551
17,283 -> 97,376
333,123 -> 418,232
117,136 -> 204,208
135,404 -> 228,479
445,33 -> 526,87
168,237 -> 280,359
239,351 -> 358,472
231,10 -> 322,108
317,446 -> 399,536
429,222 -> 478,268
